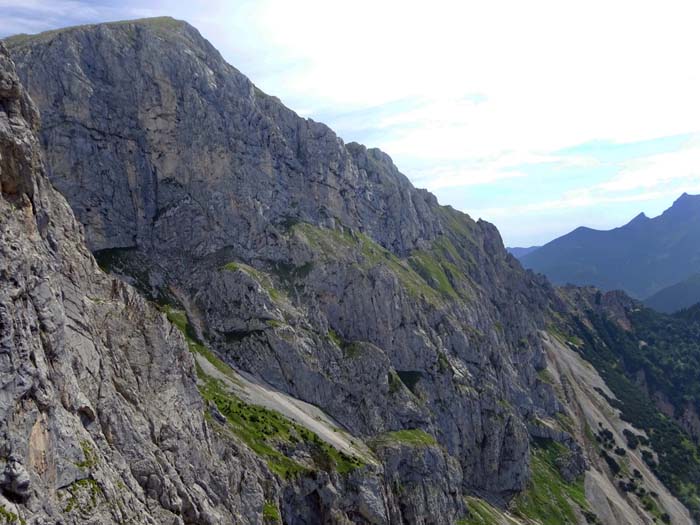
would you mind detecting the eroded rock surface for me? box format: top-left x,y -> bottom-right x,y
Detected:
0,41 -> 396,525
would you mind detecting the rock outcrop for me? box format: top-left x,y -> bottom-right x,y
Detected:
1,39 -> 272,523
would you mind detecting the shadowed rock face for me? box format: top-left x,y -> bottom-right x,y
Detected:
6,17 -> 568,516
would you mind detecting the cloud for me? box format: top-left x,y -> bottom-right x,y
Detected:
412,165 -> 528,190
471,139 -> 700,222
599,139 -> 700,192
471,189 -> 673,219
0,0 -> 159,36
250,1 -> 700,144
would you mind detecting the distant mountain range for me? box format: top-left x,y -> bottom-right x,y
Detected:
645,272 -> 700,313
506,246 -> 540,258
512,193 -> 700,312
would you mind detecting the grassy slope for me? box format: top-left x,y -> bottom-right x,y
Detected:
511,440 -> 594,525
163,306 -> 365,479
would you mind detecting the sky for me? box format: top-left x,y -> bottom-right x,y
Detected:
2,0 -> 700,246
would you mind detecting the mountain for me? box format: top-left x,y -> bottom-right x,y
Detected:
644,273 -> 700,313
5,19 -> 558,520
3,17 -> 700,524
519,195 -> 700,299
507,246 -> 540,258
0,41 -> 287,525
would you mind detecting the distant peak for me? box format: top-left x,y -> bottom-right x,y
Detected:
674,192 -> 699,204
658,192 -> 700,221
627,212 -> 649,226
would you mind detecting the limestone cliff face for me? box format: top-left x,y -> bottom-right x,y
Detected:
6,17 -> 561,508
0,42 -> 406,525
0,40 -> 279,524
4,17 -> 696,525
8,18 -> 441,258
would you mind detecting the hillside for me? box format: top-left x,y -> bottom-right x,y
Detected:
645,273 -> 700,313
3,17 -> 700,524
507,246 -> 540,258
518,195 -> 700,299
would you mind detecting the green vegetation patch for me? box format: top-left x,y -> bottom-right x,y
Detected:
436,351 -> 451,373
457,496 -> 503,524
537,369 -> 556,385
326,329 -> 367,359
222,262 -> 283,302
292,222 -> 480,306
161,304 -> 193,338
439,206 -> 479,237
0,505 -> 26,525
571,311 -> 700,517
511,439 -> 591,525
199,373 -> 363,478
164,305 -> 365,479
62,478 -> 102,514
293,223 -> 446,305
548,326 -> 584,348
327,328 -> 343,347
161,305 -> 243,383
387,371 -> 403,394
555,413 -> 576,435
371,429 -> 437,448
262,501 -> 281,523
75,440 -> 98,469
408,251 -> 458,299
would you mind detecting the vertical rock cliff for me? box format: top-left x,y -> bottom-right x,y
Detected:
0,40 -> 276,524
6,17 -> 560,507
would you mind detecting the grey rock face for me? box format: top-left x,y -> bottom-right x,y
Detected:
2,41 -> 402,525
0,455 -> 31,501
8,19 -> 441,259
1,40 -> 269,523
5,18 -> 572,518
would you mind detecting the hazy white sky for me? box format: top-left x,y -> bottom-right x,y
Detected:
2,0 -> 700,245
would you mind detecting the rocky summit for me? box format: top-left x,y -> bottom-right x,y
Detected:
1,17 -> 700,525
